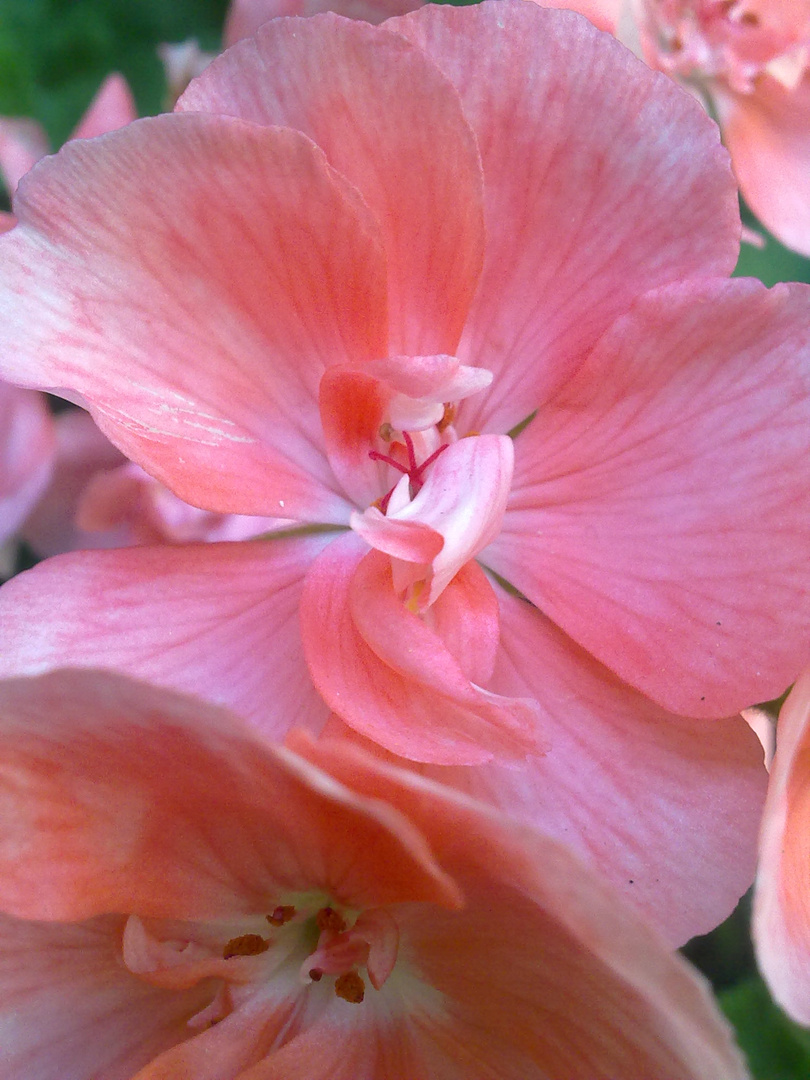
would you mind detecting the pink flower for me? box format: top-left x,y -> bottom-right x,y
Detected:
0,382 -> 54,554
536,0 -> 810,255
0,0 -> 805,940
753,669 -> 810,1024
0,668 -> 750,1078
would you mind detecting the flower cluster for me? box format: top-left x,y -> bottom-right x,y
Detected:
0,0 -> 809,1074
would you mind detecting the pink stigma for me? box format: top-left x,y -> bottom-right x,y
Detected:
369,432 -> 450,514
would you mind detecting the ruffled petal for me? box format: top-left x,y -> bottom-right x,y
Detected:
0,537 -> 332,737
0,669 -> 460,922
754,670 -> 810,1024
490,277 -> 810,718
429,590 -> 767,945
0,113 -> 389,520
300,534 -> 544,763
180,14 -> 485,357
394,0 -> 740,434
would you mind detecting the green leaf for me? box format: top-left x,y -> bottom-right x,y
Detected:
721,977 -> 810,1080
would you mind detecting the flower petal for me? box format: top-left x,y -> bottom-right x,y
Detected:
394,0 -> 741,434
718,75 -> 810,257
0,113 -> 389,520
0,912 -> 213,1080
293,735 -> 750,1080
300,534 -> 544,764
224,0 -> 425,46
0,117 -> 49,195
0,669 -> 461,922
429,590 -> 767,945
180,13 -> 485,357
0,537 -> 331,736
490,277 -> 810,718
71,72 -> 137,140
0,383 -> 54,545
754,669 -> 810,1024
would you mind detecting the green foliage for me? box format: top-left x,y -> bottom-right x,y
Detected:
721,977 -> 810,1080
0,0 -> 229,143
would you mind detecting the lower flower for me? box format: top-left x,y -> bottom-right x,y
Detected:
0,669 -> 747,1078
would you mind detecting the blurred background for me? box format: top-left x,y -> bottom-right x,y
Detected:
0,1 -> 808,1073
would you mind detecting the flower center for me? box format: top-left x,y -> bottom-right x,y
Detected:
369,423 -> 452,514
121,896 -> 399,1029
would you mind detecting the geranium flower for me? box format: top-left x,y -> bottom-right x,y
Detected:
535,0 -> 810,255
0,0 -> 805,941
753,669 -> 810,1025
0,667 -> 750,1079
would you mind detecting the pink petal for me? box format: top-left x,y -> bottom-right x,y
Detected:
319,366 -> 392,509
21,407 -> 130,557
0,117 -> 48,195
525,0 -> 624,34
71,73 -> 138,140
0,537 -> 332,737
0,912 -> 212,1080
394,1 -> 741,435
180,14 -> 485,357
754,670 -> 810,1024
490,277 -> 810,718
718,75 -> 810,257
0,383 -> 55,545
300,534 -> 544,764
292,735 -> 750,1080
0,113 -> 389,520
429,590 -> 768,945
224,0 -> 425,45
350,505 -> 444,564
0,669 -> 460,922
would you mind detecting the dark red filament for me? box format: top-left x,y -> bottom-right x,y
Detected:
369,432 -> 450,514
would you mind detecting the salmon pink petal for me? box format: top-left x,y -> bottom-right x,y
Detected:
71,73 -> 137,140
0,912 -> 214,1080
0,113 -> 389,520
0,537 -> 332,736
224,0 -> 424,45
526,0 -> 623,34
350,506 -> 444,564
394,1 -> 740,434
0,383 -> 54,545
293,736 -> 750,1080
0,669 -> 460,922
300,535 -> 543,763
0,210 -> 15,233
719,76 -> 810,257
490,277 -> 810,718
319,367 -> 392,508
428,590 -> 767,945
754,670 -> 810,1024
179,14 -> 485,356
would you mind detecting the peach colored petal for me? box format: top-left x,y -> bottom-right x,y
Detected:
0,117 -> 48,195
180,14 -> 485,357
0,113 -> 389,520
0,669 -> 460,922
754,669 -> 810,1024
394,0 -> 740,435
300,534 -> 544,763
0,537 -> 332,736
490,277 -> 810,719
718,75 -> 810,257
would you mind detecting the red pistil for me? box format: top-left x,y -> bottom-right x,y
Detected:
369,430 -> 450,515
